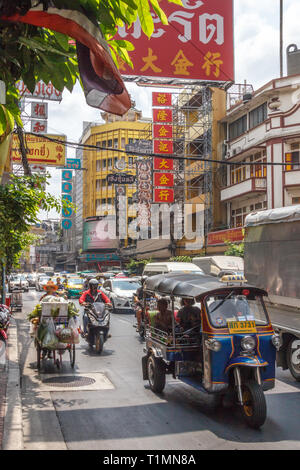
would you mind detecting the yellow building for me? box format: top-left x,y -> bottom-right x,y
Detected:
176,86 -> 227,256
82,108 -> 152,248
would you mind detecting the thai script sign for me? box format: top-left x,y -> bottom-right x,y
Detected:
115,0 -> 234,83
11,134 -> 66,166
207,227 -> 244,245
65,158 -> 81,170
16,80 -> 62,101
107,173 -> 136,184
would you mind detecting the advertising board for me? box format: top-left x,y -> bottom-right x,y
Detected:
11,134 -> 66,166
83,218 -> 119,251
115,0 -> 234,83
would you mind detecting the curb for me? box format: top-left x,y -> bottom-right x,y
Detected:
2,317 -> 23,450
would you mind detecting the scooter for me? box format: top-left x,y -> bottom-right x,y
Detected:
82,297 -> 111,354
0,305 -> 11,344
133,298 -> 146,338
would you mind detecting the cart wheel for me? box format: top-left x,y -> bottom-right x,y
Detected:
286,338 -> 300,382
36,342 -> 41,370
240,380 -> 267,429
147,354 -> 166,393
69,344 -> 75,368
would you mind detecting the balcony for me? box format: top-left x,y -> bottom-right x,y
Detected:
221,177 -> 267,202
285,169 -> 300,187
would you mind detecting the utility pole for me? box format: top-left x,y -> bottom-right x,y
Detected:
280,0 -> 283,77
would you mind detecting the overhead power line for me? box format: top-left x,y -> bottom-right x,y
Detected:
25,131 -> 292,167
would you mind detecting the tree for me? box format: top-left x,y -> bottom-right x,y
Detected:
224,241 -> 244,258
126,258 -> 152,274
0,173 -> 69,282
170,256 -> 193,262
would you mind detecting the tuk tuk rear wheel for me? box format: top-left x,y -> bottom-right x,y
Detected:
147,355 -> 166,393
240,381 -> 266,429
286,338 -> 300,382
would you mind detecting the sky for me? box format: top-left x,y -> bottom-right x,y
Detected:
38,0 -> 300,218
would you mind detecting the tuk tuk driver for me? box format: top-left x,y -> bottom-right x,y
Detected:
176,298 -> 201,332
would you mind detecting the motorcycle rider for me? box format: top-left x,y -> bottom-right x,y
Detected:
79,278 -> 111,336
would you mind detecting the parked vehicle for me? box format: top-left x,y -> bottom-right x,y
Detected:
8,274 -> 29,292
82,296 -> 111,354
142,262 -> 204,277
36,275 -> 51,292
102,278 -> 141,314
142,273 -> 280,429
37,266 -> 55,277
244,205 -> 300,382
192,256 -> 244,278
0,305 -> 11,344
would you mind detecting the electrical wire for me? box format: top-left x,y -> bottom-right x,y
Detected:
24,131 -> 292,168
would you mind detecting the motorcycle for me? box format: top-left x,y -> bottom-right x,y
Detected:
0,305 -> 11,344
82,296 -> 111,354
133,296 -> 145,338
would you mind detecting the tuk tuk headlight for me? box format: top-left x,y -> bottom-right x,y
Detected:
241,335 -> 256,352
271,333 -> 282,350
205,339 -> 222,352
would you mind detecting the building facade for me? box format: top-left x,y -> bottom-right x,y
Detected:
81,108 -> 152,269
220,75 -> 300,230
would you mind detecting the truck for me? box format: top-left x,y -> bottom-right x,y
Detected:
244,205 -> 300,381
192,255 -> 244,278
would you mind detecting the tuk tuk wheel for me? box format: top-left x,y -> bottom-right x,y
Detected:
240,381 -> 267,429
286,338 -> 300,382
147,354 -> 166,393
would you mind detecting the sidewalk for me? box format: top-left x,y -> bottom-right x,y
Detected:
1,317 -> 23,450
0,347 -> 8,449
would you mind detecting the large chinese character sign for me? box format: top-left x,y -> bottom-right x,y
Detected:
116,0 -> 234,83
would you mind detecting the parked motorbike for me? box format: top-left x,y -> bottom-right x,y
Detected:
0,305 -> 11,343
82,297 -> 111,354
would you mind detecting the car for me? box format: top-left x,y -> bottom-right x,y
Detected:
26,273 -> 37,287
8,274 -> 29,292
35,275 -> 51,292
65,277 -> 84,298
102,278 -> 141,314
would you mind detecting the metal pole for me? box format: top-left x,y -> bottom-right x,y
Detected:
280,0 -> 283,77
171,296 -> 175,348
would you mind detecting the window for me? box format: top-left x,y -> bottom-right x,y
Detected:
292,197 -> 300,205
285,151 -> 300,171
249,103 -> 267,129
96,179 -> 101,192
121,137 -> 126,148
250,152 -> 267,178
128,157 -> 133,167
114,138 -> 118,149
229,115 -> 247,140
102,140 -> 107,148
231,206 -> 248,228
108,158 -> 112,169
96,141 -> 101,152
107,139 -> 113,148
96,160 -> 101,172
103,159 -> 107,169
230,161 -> 247,185
114,157 -> 118,167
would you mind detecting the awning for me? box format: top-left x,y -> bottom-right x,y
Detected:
2,3 -> 131,116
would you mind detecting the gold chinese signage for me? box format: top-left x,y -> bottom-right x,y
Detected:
11,134 -> 66,167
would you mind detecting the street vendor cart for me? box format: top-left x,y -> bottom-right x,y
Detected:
31,298 -> 79,370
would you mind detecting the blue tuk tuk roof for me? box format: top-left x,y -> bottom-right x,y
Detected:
144,273 -> 267,299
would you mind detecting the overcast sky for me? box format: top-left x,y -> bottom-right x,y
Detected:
40,0 -> 300,218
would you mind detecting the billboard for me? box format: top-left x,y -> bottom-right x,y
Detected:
83,218 -> 119,251
11,134 -> 66,166
115,0 -> 234,83
16,80 -> 62,101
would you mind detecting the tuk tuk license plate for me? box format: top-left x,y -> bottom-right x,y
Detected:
227,320 -> 257,334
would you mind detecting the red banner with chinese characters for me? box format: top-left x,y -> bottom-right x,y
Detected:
153,124 -> 173,139
154,140 -> 173,154
114,0 -> 234,83
154,172 -> 174,187
207,227 -> 244,246
153,108 -> 173,123
154,188 -> 174,203
154,157 -> 174,170
152,92 -> 172,107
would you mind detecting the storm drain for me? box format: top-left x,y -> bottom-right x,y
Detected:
34,372 -> 115,392
43,375 -> 96,388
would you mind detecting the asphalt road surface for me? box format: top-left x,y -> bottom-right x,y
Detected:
12,290 -> 300,450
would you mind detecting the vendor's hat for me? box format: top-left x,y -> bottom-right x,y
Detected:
43,280 -> 58,291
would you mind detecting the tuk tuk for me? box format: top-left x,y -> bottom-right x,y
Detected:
142,273 -> 281,429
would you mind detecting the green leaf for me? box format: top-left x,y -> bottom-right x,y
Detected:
53,31 -> 70,51
0,106 -> 7,135
136,0 -> 154,38
150,0 -> 168,24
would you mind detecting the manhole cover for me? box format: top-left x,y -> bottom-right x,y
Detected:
42,375 -> 96,388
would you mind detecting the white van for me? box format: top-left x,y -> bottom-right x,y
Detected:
192,256 -> 244,278
142,262 -> 204,277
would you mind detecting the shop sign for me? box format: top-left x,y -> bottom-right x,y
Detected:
154,188 -> 174,203
207,227 -> 244,246
11,133 -> 66,166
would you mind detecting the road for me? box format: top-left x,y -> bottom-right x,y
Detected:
11,290 -> 300,450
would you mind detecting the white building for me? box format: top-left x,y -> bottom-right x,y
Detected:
220,75 -> 300,228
